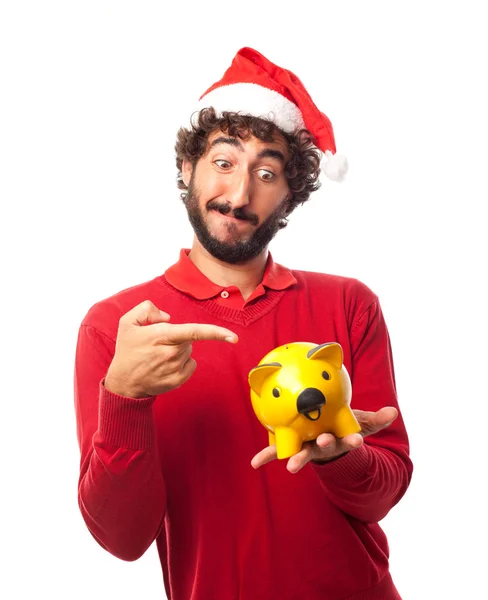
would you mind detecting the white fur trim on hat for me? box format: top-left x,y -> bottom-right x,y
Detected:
191,82 -> 305,133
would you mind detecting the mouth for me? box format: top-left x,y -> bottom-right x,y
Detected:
219,212 -> 247,222
210,210 -> 251,225
303,408 -> 322,421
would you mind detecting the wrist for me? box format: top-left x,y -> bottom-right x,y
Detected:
104,373 -> 146,399
312,451 -> 349,465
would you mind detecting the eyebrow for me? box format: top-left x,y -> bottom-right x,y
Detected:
257,148 -> 286,164
209,137 -> 287,164
210,137 -> 244,151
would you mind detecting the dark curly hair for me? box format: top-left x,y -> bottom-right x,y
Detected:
175,108 -> 322,226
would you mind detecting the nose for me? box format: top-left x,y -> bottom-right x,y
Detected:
296,388 -> 326,415
226,171 -> 251,209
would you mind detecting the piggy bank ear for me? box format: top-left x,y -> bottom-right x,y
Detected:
248,363 -> 282,396
307,342 -> 343,369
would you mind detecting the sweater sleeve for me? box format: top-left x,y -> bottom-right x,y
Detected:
74,324 -> 167,561
311,298 -> 413,523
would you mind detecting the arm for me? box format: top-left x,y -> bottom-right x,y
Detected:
310,299 -> 413,522
75,324 -> 166,561
75,300 -> 238,560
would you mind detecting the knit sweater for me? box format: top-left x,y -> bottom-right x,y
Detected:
74,250 -> 412,600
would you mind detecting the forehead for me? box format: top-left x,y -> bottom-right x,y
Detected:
206,128 -> 290,156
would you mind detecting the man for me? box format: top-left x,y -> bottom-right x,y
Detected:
74,47 -> 413,600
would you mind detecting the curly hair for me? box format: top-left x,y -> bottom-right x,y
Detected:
174,108 -> 322,225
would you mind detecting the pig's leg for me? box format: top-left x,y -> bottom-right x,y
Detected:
274,427 -> 303,459
332,407 -> 361,438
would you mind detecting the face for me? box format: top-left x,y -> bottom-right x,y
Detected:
182,129 -> 291,264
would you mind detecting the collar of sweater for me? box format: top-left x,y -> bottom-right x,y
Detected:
164,248 -> 297,302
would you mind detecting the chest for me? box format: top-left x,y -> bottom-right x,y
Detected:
152,302 -> 352,456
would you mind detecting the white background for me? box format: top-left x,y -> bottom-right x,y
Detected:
1,1 -> 486,598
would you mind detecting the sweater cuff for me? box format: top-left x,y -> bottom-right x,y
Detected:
98,380 -> 157,450
310,443 -> 370,485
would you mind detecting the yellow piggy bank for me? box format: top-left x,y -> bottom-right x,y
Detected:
249,342 -> 361,459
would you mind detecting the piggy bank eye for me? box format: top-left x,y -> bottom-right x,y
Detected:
322,371 -> 331,380
272,387 -> 281,398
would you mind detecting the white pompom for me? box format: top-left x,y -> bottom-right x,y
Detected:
321,150 -> 348,182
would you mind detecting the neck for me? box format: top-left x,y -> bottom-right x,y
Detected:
188,237 -> 268,301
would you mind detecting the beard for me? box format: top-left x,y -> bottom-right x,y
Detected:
183,179 -> 289,265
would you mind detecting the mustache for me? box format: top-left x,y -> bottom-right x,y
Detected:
206,200 -> 259,226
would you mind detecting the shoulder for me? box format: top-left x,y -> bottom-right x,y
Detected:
286,267 -> 379,327
291,268 -> 377,303
80,275 -> 169,340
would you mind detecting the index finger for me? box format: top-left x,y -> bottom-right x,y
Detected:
157,322 -> 239,345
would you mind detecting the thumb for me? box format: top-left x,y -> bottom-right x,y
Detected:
376,406 -> 398,428
123,300 -> 171,327
353,407 -> 398,437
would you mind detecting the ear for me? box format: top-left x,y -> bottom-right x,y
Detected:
248,363 -> 282,396
182,160 -> 193,187
307,343 -> 343,369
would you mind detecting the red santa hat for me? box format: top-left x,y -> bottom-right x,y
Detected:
191,47 -> 348,182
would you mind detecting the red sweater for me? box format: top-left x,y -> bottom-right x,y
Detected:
74,250 -> 412,600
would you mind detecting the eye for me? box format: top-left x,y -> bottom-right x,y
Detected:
272,387 -> 281,398
322,371 -> 331,380
256,169 -> 275,181
214,159 -> 232,170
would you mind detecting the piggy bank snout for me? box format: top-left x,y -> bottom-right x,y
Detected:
296,388 -> 326,416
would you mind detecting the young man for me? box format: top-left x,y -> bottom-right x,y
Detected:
74,47 -> 413,600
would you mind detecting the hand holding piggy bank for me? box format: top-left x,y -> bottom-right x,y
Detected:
248,342 -> 361,459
